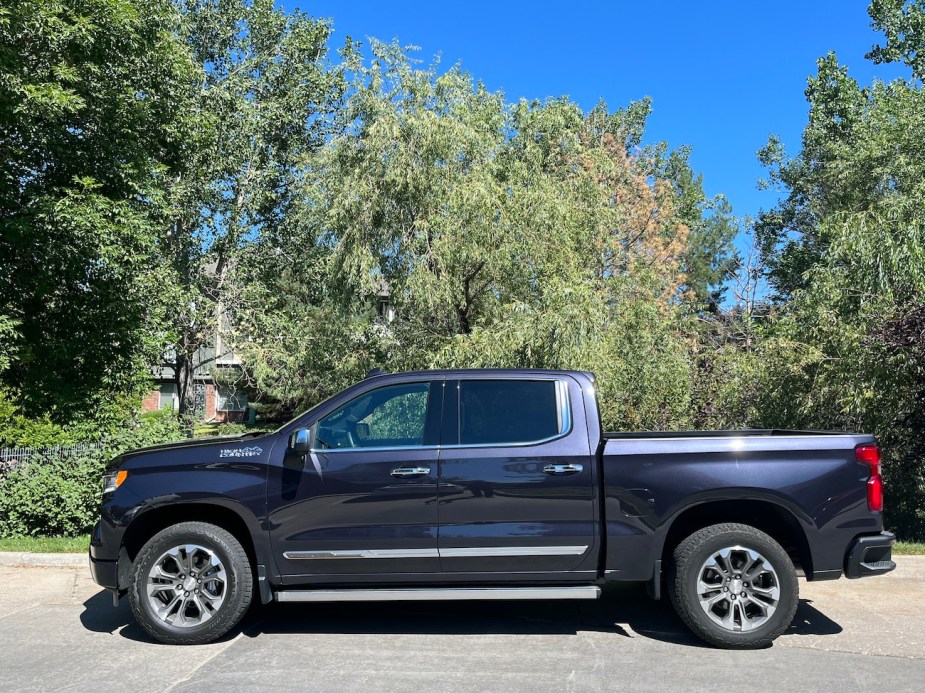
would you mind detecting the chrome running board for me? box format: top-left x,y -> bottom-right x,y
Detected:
275,586 -> 601,603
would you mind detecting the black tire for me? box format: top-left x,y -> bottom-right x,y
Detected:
129,521 -> 253,645
667,522 -> 799,649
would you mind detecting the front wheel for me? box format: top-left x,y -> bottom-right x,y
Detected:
129,521 -> 253,645
667,523 -> 799,649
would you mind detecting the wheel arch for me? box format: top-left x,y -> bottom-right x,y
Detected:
120,501 -> 266,586
659,498 -> 814,578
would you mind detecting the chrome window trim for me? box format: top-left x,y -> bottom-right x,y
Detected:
438,434 -> 568,450
449,377 -> 573,449
283,545 -> 588,560
311,444 -> 441,454
309,377 -> 574,452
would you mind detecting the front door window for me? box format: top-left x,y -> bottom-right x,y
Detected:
314,382 -> 430,450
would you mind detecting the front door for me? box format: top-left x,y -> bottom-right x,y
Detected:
268,379 -> 443,584
437,377 -> 598,580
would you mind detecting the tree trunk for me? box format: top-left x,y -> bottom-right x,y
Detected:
173,350 -> 197,437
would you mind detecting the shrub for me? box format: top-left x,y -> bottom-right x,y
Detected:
125,408 -> 186,448
193,421 -> 249,438
0,408 -> 186,537
0,389 -> 82,448
0,450 -> 108,536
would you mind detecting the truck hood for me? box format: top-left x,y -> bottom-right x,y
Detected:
109,432 -> 265,469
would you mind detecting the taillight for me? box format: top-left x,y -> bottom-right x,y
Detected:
856,444 -> 883,512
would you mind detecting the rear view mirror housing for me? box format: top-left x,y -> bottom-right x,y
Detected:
290,427 -> 313,454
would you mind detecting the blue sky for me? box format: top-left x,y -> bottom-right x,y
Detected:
288,1 -> 910,244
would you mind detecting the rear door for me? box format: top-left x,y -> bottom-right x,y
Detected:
437,376 -> 599,580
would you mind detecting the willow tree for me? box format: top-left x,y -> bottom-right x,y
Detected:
237,42 -> 710,430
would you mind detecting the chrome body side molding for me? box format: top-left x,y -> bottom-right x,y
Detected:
282,545 -> 589,560
283,548 -> 438,560
438,545 -> 588,558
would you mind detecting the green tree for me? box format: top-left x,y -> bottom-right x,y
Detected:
236,42 -> 701,430
742,1 -> 925,538
0,0 -> 192,422
156,0 -> 345,416
754,53 -> 874,298
868,0 -> 925,79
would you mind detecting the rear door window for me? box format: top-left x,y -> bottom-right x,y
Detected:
457,379 -> 567,446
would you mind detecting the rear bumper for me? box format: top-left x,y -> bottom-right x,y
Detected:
844,531 -> 896,579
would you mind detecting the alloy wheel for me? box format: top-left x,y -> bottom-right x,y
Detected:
146,544 -> 227,628
696,545 -> 781,632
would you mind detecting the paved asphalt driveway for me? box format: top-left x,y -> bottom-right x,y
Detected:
0,555 -> 923,692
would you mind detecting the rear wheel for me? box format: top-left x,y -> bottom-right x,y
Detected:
667,523 -> 798,649
129,521 -> 253,645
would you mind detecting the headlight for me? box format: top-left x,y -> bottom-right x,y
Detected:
102,470 -> 128,495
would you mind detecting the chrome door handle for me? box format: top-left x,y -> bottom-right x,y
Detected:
543,464 -> 583,475
390,466 -> 431,477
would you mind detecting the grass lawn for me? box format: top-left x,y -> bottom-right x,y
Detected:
0,535 -> 89,553
894,541 -> 925,555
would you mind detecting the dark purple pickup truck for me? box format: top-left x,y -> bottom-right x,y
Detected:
90,369 -> 895,647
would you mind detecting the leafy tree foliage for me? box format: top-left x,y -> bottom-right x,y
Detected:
0,0 -> 346,426
868,0 -> 925,79
741,1 -> 925,537
0,315 -> 17,377
0,0 -> 190,420
156,0 -> 344,416
234,43 -> 713,429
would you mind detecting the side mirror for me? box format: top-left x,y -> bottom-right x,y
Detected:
290,427 -> 312,454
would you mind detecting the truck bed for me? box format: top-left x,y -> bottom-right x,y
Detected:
603,429 -> 869,456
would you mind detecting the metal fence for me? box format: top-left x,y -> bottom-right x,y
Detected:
0,441 -> 110,475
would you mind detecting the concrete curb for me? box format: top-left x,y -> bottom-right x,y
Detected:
0,552 -> 86,568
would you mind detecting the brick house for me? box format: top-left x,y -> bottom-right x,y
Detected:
141,325 -> 251,423
141,284 -> 394,422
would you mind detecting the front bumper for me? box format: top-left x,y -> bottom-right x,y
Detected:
845,531 -> 896,579
88,552 -> 118,590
